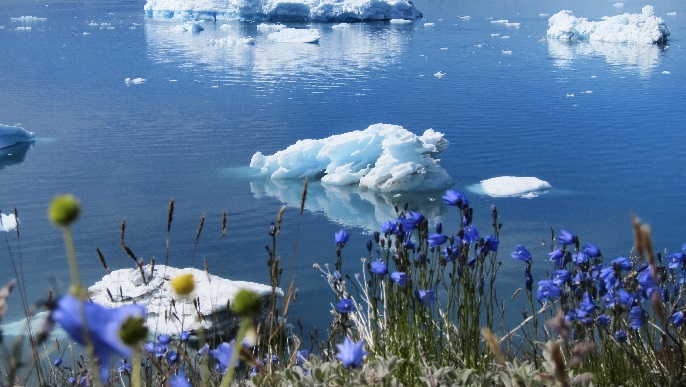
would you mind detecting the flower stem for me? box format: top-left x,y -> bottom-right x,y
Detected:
220,319 -> 251,387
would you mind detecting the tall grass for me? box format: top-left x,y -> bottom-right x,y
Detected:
0,190 -> 685,386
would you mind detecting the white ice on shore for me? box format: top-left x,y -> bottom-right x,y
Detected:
547,5 -> 670,44
250,123 -> 453,192
267,28 -> 320,43
1,213 -> 18,232
0,125 -> 34,149
474,176 -> 552,198
88,265 -> 280,336
144,0 -> 422,22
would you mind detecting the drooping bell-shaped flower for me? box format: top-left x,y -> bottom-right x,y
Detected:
336,337 -> 367,369
511,245 -> 532,262
442,190 -> 469,209
52,295 -> 147,384
369,260 -> 388,276
557,230 -> 577,246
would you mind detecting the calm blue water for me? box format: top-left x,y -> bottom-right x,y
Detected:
1,0 -> 685,334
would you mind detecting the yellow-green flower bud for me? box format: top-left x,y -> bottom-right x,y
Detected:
48,195 -> 81,227
232,289 -> 262,317
119,316 -> 148,346
171,273 -> 195,296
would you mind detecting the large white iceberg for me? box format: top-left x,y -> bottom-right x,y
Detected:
470,176 -> 552,198
145,0 -> 422,22
0,125 -> 34,149
250,123 -> 453,192
547,5 -> 670,44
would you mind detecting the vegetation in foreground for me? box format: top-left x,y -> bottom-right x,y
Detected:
1,187 -> 685,386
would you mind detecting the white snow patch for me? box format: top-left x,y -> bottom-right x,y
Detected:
479,176 -> 552,198
268,28 -> 320,43
0,124 -> 34,149
88,265 -> 280,336
1,213 -> 18,232
144,0 -> 423,22
547,5 -> 670,44
125,77 -> 146,85
250,123 -> 453,192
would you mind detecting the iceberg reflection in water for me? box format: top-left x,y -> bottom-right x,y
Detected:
547,38 -> 666,77
0,142 -> 33,172
250,178 -> 447,233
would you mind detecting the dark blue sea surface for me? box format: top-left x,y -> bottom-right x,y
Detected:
1,0 -> 685,334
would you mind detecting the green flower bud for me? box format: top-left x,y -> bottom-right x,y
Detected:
119,316 -> 149,346
232,289 -> 262,318
48,195 -> 81,227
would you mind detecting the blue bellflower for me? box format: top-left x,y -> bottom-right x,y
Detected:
442,190 -> 469,209
548,249 -> 565,267
428,233 -> 448,248
170,371 -> 191,387
381,221 -> 397,235
582,242 -> 601,258
335,229 -> 350,246
415,289 -> 437,306
336,337 -> 367,369
390,272 -> 408,287
557,230 -> 577,246
511,245 -> 532,262
210,341 -> 236,373
369,260 -> 388,276
335,298 -> 355,313
52,295 -> 146,384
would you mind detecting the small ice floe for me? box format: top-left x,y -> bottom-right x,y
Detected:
613,3 -> 624,9
10,16 -> 47,22
15,27 -> 31,31
502,50 -> 512,55
591,75 -> 597,78
267,28 -> 320,43
219,23 -> 233,30
424,22 -> 435,27
666,12 -> 676,16
88,265 -> 280,336
390,19 -> 412,24
208,37 -> 255,46
434,71 -> 445,78
491,33 -> 500,37
539,13 -> 550,17
566,93 -> 575,97
459,16 -> 471,21
662,70 -> 671,75
178,21 -> 204,33
440,47 -> 448,50
501,35 -> 510,39
476,176 -> 552,198
1,213 -> 18,232
491,19 -> 508,24
125,77 -> 146,85
332,23 -> 351,30
257,23 -> 286,33
0,124 -> 34,150
82,31 -> 90,36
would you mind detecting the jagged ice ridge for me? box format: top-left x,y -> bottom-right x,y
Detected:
144,0 -> 422,22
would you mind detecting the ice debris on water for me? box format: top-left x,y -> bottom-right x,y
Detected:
125,78 -> 146,85
267,28 -> 320,43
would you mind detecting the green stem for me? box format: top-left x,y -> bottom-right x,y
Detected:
131,349 -> 141,387
220,319 -> 251,387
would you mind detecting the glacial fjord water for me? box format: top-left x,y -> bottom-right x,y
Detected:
1,0 -> 685,334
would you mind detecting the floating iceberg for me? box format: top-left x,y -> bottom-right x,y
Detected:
0,125 -> 34,149
472,176 -> 552,198
144,0 -> 422,22
250,123 -> 453,192
268,28 -> 320,43
547,5 -> 670,44
88,265 -> 280,336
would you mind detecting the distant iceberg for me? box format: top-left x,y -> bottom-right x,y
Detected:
0,124 -> 34,149
547,5 -> 670,44
250,123 -> 453,192
144,0 -> 422,22
470,176 -> 552,198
